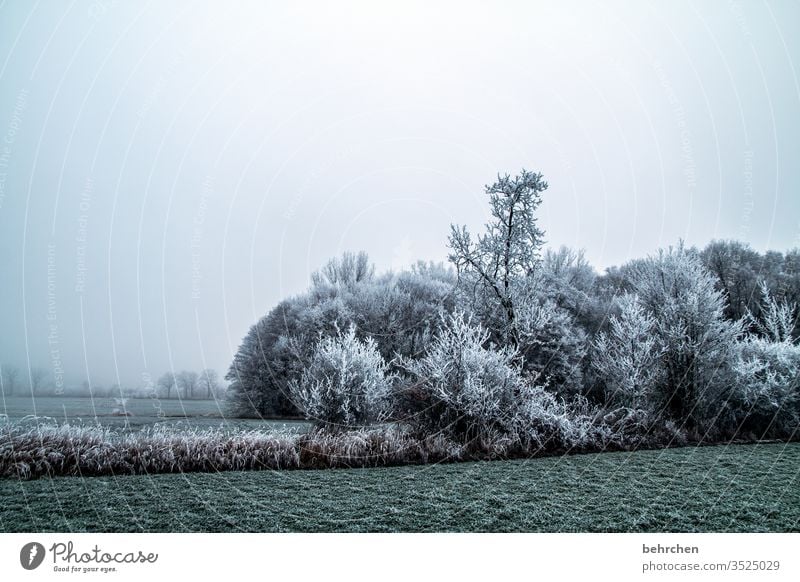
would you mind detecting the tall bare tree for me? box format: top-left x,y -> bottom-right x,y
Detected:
448,169 -> 548,348
157,372 -> 177,399
176,370 -> 199,399
1,365 -> 19,396
199,369 -> 220,399
30,367 -> 47,395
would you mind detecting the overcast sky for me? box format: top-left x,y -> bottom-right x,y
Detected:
1,0 -> 799,389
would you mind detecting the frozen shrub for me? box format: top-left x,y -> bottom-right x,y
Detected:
399,311 -> 595,450
290,325 -> 392,430
400,312 -> 530,440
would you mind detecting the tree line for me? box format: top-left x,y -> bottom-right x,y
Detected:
227,169 -> 799,447
0,366 -> 226,400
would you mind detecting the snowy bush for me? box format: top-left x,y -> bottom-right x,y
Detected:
400,312 -> 526,440
290,325 -> 392,430
399,311 -> 597,450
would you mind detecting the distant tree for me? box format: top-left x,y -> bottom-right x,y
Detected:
30,367 -> 47,396
448,169 -> 548,348
199,369 -> 220,399
157,372 -> 177,399
176,371 -> 199,399
1,365 -> 19,396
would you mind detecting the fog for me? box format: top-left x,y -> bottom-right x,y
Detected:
0,0 -> 798,390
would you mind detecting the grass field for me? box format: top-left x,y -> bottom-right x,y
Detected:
0,396 -> 305,431
1,442 -> 797,532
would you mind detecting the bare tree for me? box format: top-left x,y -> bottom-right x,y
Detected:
157,372 -> 177,399
448,169 -> 548,347
176,370 -> 199,399
1,365 -> 19,396
199,369 -> 220,399
30,367 -> 47,395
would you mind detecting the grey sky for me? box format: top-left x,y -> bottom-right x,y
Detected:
1,1 -> 799,389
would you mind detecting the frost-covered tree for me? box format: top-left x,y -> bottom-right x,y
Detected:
157,372 -> 176,399
344,267 -> 457,363
199,369 -> 221,399
176,370 -> 199,399
627,244 -> 742,429
542,247 -> 596,315
514,288 -> 586,395
448,170 -> 548,348
227,256 -> 455,418
30,367 -> 47,396
728,337 -> 800,439
700,240 -> 762,322
227,296 -> 310,417
311,251 -> 374,290
289,325 -> 392,430
1,365 -> 19,396
592,294 -> 663,410
746,281 -> 797,343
